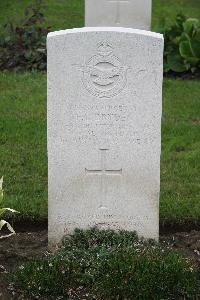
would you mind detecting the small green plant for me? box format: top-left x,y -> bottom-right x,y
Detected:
156,14 -> 200,74
0,177 -> 18,239
13,228 -> 199,299
0,0 -> 50,72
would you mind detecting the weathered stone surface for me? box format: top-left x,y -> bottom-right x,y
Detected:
85,0 -> 152,30
47,27 -> 163,247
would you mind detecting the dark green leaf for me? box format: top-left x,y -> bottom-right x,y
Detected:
167,54 -> 187,72
183,18 -> 200,35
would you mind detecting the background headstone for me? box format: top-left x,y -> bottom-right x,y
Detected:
85,0 -> 152,30
48,27 -> 163,247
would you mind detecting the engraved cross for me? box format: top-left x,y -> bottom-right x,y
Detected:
108,0 -> 130,24
85,149 -> 122,209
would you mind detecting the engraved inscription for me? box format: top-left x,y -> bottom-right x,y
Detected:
108,0 -> 130,24
85,149 -> 122,209
78,42 -> 129,98
64,103 -> 143,145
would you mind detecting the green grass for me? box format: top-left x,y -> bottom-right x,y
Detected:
161,79 -> 200,220
12,228 -> 199,299
0,0 -> 199,33
0,0 -> 84,34
0,72 -> 199,220
152,0 -> 200,30
0,72 -> 47,218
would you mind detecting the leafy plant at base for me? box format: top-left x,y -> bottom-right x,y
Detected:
0,0 -> 50,72
0,177 -> 19,239
12,228 -> 199,299
156,14 -> 200,74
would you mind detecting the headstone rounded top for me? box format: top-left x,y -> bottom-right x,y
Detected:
47,27 -> 163,40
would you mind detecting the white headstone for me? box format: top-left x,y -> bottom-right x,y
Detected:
47,27 -> 163,248
85,0 -> 152,30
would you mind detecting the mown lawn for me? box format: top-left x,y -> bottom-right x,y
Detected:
0,72 -> 47,218
161,79 -> 200,220
0,72 -> 199,220
0,0 -> 199,33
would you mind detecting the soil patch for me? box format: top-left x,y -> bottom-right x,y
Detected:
0,231 -> 47,300
0,229 -> 200,300
161,230 -> 200,268
8,217 -> 200,234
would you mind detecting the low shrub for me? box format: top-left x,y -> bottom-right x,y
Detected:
12,228 -> 199,299
0,0 -> 50,72
156,14 -> 200,74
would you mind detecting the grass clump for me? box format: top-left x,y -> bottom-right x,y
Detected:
13,228 -> 199,299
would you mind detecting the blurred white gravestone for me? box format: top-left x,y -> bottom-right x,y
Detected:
47,27 -> 163,248
85,0 -> 152,30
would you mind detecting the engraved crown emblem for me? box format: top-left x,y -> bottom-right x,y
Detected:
97,42 -> 113,56
76,42 -> 129,98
